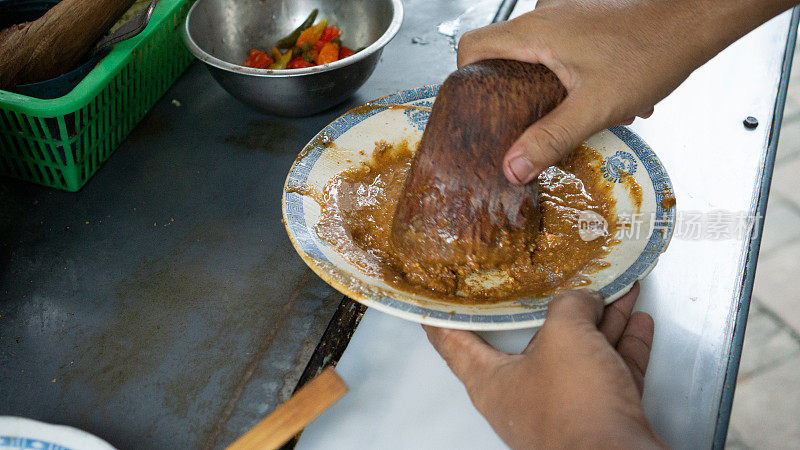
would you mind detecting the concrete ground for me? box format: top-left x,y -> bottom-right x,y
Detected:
726,38 -> 800,449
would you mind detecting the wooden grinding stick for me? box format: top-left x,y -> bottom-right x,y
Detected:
391,60 -> 566,276
0,0 -> 135,90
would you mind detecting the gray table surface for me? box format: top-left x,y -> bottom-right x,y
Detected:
0,0 -> 796,448
0,1 -> 498,448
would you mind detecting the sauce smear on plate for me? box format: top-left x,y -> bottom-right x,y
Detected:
311,141 -> 621,304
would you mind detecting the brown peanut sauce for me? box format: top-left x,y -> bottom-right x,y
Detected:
308,140 -> 625,304
621,171 -> 643,212
661,193 -> 676,210
349,103 -> 433,115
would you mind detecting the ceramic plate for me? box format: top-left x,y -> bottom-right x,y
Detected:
282,85 -> 675,330
0,416 -> 115,450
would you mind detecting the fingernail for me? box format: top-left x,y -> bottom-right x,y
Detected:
506,155 -> 537,185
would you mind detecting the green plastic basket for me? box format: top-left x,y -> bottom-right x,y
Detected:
0,0 -> 195,191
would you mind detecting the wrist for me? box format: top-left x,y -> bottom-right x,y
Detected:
556,423 -> 666,450
539,411 -> 664,450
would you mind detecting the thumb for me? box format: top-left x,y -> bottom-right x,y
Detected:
503,95 -> 603,185
423,325 -> 506,389
545,289 -> 605,328
524,290 -> 604,354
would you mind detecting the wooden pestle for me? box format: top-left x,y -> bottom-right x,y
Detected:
391,60 -> 566,272
0,0 -> 135,90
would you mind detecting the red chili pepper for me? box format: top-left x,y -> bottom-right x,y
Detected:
287,56 -> 314,69
243,49 -> 274,69
319,26 -> 340,43
338,46 -> 355,60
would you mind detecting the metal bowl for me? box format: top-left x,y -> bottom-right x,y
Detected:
182,0 -> 403,117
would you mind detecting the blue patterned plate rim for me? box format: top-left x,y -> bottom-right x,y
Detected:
0,416 -> 115,450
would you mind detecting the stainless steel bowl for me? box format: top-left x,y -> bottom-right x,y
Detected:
182,0 -> 403,117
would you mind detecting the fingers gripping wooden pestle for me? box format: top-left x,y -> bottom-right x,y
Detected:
391,60 -> 566,282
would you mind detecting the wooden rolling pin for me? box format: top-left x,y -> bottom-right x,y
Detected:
391,60 -> 566,270
0,0 -> 135,89
226,367 -> 348,450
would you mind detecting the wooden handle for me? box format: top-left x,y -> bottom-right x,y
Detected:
226,367 -> 348,450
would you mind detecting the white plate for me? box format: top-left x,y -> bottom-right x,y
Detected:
0,416 -> 115,450
282,85 -> 675,330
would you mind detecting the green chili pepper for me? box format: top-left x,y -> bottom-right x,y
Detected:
290,43 -> 314,63
275,9 -> 319,49
268,49 -> 293,69
330,37 -> 342,47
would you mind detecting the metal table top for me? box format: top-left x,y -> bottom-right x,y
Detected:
1,0 -> 796,448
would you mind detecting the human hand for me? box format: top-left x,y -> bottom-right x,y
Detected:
457,0 -> 796,185
424,282 -> 666,449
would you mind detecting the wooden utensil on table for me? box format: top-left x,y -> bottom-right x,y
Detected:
227,367 -> 348,450
0,0 -> 136,90
391,60 -> 566,270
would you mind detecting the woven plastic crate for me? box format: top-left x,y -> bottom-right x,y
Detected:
0,0 -> 195,191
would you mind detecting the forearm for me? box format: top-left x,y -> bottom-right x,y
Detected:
582,0 -> 800,101
694,0 -> 797,61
